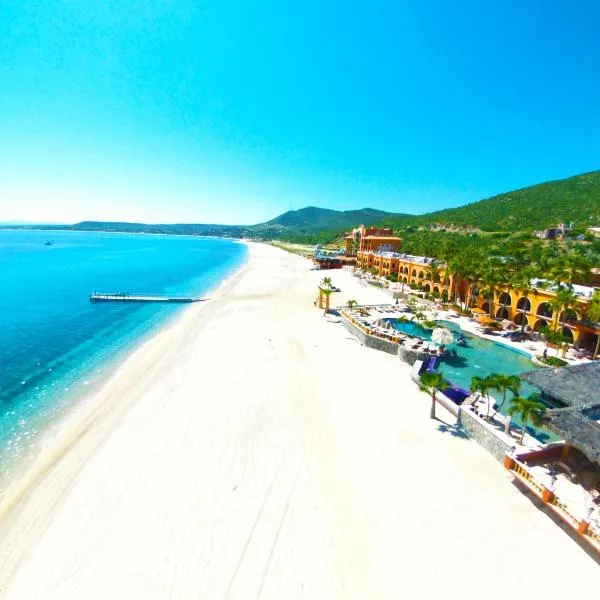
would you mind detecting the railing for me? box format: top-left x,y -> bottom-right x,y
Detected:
506,456 -> 600,554
512,461 -> 545,496
586,524 -> 600,545
548,495 -> 580,527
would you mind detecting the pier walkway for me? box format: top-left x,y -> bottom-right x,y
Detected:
90,292 -> 204,303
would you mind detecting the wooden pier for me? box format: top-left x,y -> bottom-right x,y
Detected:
90,292 -> 204,304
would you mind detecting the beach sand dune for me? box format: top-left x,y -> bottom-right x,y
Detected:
0,243 -> 597,599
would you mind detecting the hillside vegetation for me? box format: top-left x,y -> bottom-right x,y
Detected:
385,170 -> 600,232
266,206 -> 396,231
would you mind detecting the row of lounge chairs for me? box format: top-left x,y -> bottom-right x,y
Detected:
370,305 -> 410,314
349,314 -> 442,354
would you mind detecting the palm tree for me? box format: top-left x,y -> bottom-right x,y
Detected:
464,257 -> 484,310
426,260 -> 442,285
550,287 -> 579,353
320,276 -> 333,289
507,394 -> 547,443
490,374 -> 521,418
585,291 -> 600,358
513,266 -> 539,333
540,326 -> 570,358
419,372 -> 449,419
347,299 -> 358,313
470,375 -> 494,419
447,255 -> 467,305
480,257 -> 508,317
560,254 -> 592,289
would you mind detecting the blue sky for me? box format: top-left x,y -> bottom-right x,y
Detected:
1,1 -> 599,224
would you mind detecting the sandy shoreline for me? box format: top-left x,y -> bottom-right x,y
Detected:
0,244 -> 249,500
0,243 -> 597,598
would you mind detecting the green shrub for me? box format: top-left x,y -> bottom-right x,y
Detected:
540,356 -> 568,367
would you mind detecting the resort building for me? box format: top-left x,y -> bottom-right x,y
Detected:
345,225 -> 402,255
468,280 -> 600,354
356,251 -> 455,299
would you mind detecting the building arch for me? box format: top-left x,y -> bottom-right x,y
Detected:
418,271 -> 424,279
412,269 -> 417,277
533,319 -> 549,332
433,286 -> 440,296
559,309 -> 579,324
423,284 -> 431,292
498,292 -> 512,307
480,301 -> 491,314
536,302 -> 553,318
514,313 -> 528,326
496,307 -> 509,319
516,297 -> 531,312
561,327 -> 574,343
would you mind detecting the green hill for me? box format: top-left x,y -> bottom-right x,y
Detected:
388,170 -> 600,232
265,206 -> 398,231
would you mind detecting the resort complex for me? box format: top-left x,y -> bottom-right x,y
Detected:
340,224 -> 600,357
312,222 -> 600,555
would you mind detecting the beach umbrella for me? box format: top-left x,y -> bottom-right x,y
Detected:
432,327 -> 454,346
471,307 -> 486,315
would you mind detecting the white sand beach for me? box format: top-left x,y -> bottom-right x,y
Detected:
0,243 -> 597,599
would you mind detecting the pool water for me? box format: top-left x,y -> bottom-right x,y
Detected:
386,318 -> 552,441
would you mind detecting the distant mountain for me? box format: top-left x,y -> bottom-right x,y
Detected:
385,170 -> 600,232
6,169 -> 599,242
265,206 -> 400,232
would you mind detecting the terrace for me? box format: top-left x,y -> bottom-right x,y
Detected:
503,362 -> 600,554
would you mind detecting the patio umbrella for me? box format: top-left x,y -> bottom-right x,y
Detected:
432,327 -> 454,346
471,307 -> 486,315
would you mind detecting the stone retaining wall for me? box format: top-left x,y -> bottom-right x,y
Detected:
458,408 -> 512,462
341,319 -> 428,363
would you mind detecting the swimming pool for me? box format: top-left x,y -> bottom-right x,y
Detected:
386,318 -> 552,441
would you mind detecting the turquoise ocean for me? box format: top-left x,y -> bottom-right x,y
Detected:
0,230 -> 247,486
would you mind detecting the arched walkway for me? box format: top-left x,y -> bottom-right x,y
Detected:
536,302 -> 553,319
561,327 -> 574,343
480,301 -> 490,314
514,313 -> 528,327
516,297 -> 531,312
496,307 -> 509,319
498,292 -> 511,307
433,286 -> 440,296
559,309 -> 579,324
533,319 -> 550,332
423,284 -> 431,292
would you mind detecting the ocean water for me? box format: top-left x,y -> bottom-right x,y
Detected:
0,230 -> 247,484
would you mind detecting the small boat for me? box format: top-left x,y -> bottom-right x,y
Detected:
456,334 -> 467,346
44,240 -> 54,246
